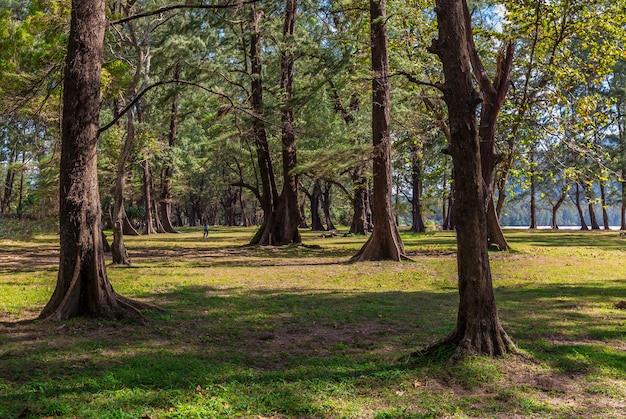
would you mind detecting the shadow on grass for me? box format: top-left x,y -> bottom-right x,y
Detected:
2,277 -> 626,417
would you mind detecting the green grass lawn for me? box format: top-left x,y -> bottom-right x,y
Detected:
1,227 -> 625,418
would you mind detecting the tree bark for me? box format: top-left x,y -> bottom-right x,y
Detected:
252,0 -> 302,246
39,0 -> 155,321
529,152 -> 537,229
416,0 -> 515,360
159,65 -> 181,234
410,143 -> 426,233
248,3 -> 280,245
349,169 -> 371,234
599,181 -> 610,229
142,158 -> 156,234
574,183 -> 589,230
551,188 -> 567,229
322,181 -> 337,231
309,180 -> 324,231
351,0 -> 405,261
111,109 -> 137,265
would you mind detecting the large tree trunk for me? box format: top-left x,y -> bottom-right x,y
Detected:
416,0 -> 515,360
252,0 -> 302,245
248,3 -> 280,245
351,0 -> 405,261
39,0 -> 154,321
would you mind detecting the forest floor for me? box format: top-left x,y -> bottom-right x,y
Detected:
1,227 -> 625,418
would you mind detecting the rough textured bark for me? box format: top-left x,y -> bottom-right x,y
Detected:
469,31 -> 514,249
159,65 -> 181,234
248,3 -> 280,245
415,0 -> 515,360
351,0 -> 405,261
39,0 -> 155,321
251,0 -> 302,245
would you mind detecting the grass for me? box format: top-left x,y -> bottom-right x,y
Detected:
1,226 -> 625,418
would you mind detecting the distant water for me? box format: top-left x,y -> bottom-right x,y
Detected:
504,225 -> 622,230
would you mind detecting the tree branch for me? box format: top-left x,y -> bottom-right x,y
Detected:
109,0 -> 259,25
392,71 -> 444,92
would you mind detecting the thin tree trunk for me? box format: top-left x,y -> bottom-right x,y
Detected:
529,153 -> 537,229
350,170 -> 369,234
600,181 -> 610,229
352,0 -> 405,261
1,149 -> 16,215
142,158 -> 155,234
410,145 -> 426,233
322,181 -> 336,231
111,109 -> 137,265
551,189 -> 567,229
159,65 -> 181,234
40,0 -> 156,321
574,183 -> 589,230
309,180 -> 324,231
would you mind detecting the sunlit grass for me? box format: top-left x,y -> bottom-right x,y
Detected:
1,227 -> 625,418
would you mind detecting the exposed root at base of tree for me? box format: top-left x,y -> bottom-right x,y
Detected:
404,327 -> 520,364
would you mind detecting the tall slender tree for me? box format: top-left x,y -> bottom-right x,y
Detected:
415,0 -> 516,359
352,0 -> 405,261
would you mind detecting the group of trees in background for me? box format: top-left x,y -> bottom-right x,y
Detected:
2,0 -> 625,241
0,0 -> 624,358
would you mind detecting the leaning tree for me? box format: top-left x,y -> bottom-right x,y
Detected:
39,0 -> 154,321
415,0 -> 516,359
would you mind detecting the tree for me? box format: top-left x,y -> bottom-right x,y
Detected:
416,0 -> 515,359
39,0 -> 153,321
351,0 -> 405,261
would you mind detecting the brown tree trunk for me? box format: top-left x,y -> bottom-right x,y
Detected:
159,65 -> 181,234
253,0 -> 302,245
248,3 -> 280,245
599,181 -> 610,229
551,189 -> 567,229
416,0 -> 515,360
322,181 -> 336,231
410,144 -> 426,233
39,0 -> 155,321
111,109 -> 137,265
352,0 -> 405,261
621,169 -> 626,231
309,180 -> 324,231
574,183 -> 589,230
350,170 -> 370,234
1,148 -> 16,215
142,158 -> 155,234
529,157 -> 537,229
586,183 -> 600,230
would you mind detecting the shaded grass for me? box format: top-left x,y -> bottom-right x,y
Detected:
1,227 -> 625,418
